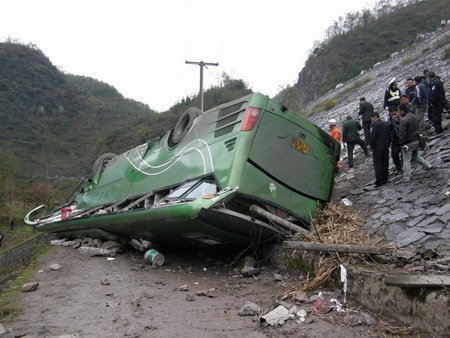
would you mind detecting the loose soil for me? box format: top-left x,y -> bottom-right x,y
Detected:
2,245 -> 411,337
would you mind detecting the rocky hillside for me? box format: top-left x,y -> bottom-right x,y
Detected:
304,26 -> 449,251
282,0 -> 450,108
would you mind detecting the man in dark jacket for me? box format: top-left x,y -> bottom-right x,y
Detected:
358,97 -> 373,146
411,75 -> 428,135
428,72 -> 445,134
384,78 -> 401,111
342,116 -> 369,168
370,112 -> 391,187
398,104 -> 432,182
405,78 -> 416,103
388,107 -> 402,173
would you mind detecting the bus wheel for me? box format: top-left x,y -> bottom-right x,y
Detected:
92,153 -> 117,175
168,107 -> 201,147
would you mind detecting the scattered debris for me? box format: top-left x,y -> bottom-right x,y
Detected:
260,305 -> 290,326
101,240 -> 121,251
130,239 -> 145,252
360,312 -> 377,325
179,285 -> 189,291
238,302 -> 261,316
312,298 -> 333,314
241,256 -> 261,277
21,282 -> 39,292
340,264 -> 347,303
293,291 -> 309,303
273,273 -> 283,282
207,288 -> 218,298
340,198 -> 353,206
106,257 -> 115,261
291,307 -> 307,323
342,313 -> 361,326
79,246 -> 117,257
0,323 -> 5,334
49,263 -> 62,271
144,249 -> 165,267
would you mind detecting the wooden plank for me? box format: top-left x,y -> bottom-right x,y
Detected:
249,205 -> 309,236
283,241 -> 386,255
385,275 -> 450,288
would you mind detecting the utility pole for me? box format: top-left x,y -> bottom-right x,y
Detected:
185,60 -> 219,112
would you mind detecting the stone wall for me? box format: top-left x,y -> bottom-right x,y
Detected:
0,235 -> 49,283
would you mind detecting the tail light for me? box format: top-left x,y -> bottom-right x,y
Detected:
240,107 -> 261,131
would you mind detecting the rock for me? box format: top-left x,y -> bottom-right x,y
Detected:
93,239 -> 103,248
260,305 -> 290,326
49,263 -> 62,271
275,300 -> 295,310
407,215 -> 426,227
273,273 -> 283,282
343,313 -> 362,326
435,204 -> 450,216
294,291 -> 309,303
50,239 -> 68,246
196,290 -> 208,296
186,294 -> 195,301
395,250 -> 417,261
101,279 -> 110,285
0,323 -> 5,334
179,285 -> 189,291
21,282 -> 39,292
360,312 -> 377,325
416,216 -> 438,228
207,288 -> 218,298
241,267 -> 261,278
140,239 -> 153,249
129,239 -> 145,252
238,302 -> 261,316
79,246 -> 116,257
102,240 -> 121,251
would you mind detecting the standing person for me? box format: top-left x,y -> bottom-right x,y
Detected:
398,104 -> 432,183
384,78 -> 401,112
358,97 -> 373,147
405,78 -> 416,103
329,119 -> 342,142
389,107 -> 403,174
411,75 -> 428,135
370,112 -> 391,187
342,116 -> 369,168
428,71 -> 445,134
399,95 -> 415,114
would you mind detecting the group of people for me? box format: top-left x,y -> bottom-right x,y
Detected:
328,70 -> 447,187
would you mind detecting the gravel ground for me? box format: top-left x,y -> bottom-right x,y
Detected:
2,245 -> 402,337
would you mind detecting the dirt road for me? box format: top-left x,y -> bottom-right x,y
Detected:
4,245 -> 396,337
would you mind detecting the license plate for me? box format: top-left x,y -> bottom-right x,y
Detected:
291,138 -> 309,154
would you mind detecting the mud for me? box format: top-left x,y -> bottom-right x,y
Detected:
2,246 -> 406,337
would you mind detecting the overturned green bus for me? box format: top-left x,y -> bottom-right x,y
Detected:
25,93 -> 340,246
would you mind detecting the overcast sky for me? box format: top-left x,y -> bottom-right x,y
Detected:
1,0 -> 378,111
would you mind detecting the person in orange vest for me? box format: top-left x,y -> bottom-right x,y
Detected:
329,119 -> 342,142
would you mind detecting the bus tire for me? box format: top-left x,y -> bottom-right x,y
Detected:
92,153 -> 117,175
169,107 -> 202,146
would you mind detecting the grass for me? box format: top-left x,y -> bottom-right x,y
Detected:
400,55 -> 419,66
0,243 -> 50,321
0,223 -> 39,254
442,46 -> 450,60
307,77 -> 373,117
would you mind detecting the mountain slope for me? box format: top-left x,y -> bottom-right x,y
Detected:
0,42 -> 156,178
282,0 -> 450,109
